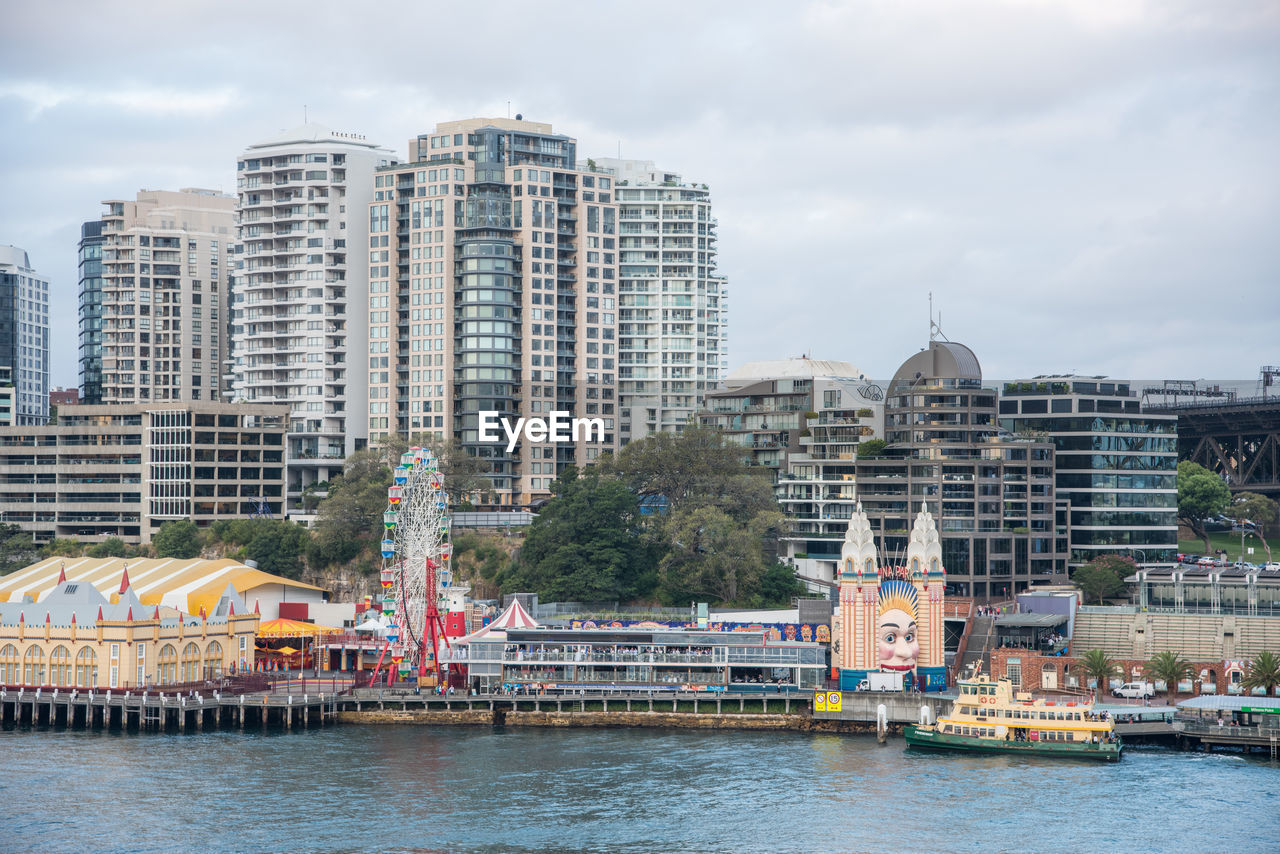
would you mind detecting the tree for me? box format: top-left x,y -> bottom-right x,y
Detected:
245,520 -> 310,579
499,467 -> 660,601
1078,649 -> 1120,698
375,434 -> 493,505
1177,461 -> 1231,554
657,503 -> 787,605
1229,492 -> 1278,562
308,448 -> 396,570
1072,555 -> 1135,605
601,425 -> 755,509
1148,650 -> 1194,702
86,537 -> 127,559
40,538 -> 85,558
750,562 -> 808,609
855,439 -> 888,459
151,520 -> 202,559
1241,650 -> 1280,696
0,524 -> 39,575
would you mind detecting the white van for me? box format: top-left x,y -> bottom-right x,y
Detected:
1112,681 -> 1155,699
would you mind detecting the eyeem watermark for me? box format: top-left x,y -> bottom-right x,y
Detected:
478,410 -> 604,452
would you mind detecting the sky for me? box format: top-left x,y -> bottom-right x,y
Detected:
1,0 -> 1277,391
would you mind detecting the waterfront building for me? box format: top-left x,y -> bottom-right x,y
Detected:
0,244 -> 50,425
999,376 -> 1178,566
587,158 -> 727,444
50,387 -> 79,407
78,220 -> 104,404
0,564 -> 258,688
453,625 -> 825,694
0,401 -> 287,544
368,117 -> 619,507
854,339 -> 1068,599
227,124 -> 397,517
95,189 -> 235,404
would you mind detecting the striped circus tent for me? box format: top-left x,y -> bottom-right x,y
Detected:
0,556 -> 325,618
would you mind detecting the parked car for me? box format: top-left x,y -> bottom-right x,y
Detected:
1196,556 -> 1217,566
1262,562 -> 1280,572
1113,681 -> 1156,699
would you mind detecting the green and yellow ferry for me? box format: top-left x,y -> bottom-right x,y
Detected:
904,672 -> 1122,761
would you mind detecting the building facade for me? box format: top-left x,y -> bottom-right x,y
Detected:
0,402 -> 287,543
77,220 -> 105,404
854,340 -> 1068,600
0,245 -> 50,425
94,189 -> 235,405
589,158 -> 728,444
368,117 -> 619,506
227,124 -> 396,516
999,376 -> 1179,566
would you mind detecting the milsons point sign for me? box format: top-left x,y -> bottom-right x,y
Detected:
477,410 -> 605,452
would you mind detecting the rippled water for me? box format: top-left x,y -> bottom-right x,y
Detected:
1,725 -> 1276,853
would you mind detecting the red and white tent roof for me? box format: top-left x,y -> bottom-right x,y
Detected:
456,598 -> 538,643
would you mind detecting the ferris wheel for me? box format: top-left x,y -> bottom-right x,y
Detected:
376,447 -> 454,685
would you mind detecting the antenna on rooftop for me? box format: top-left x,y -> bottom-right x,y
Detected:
929,293 -> 949,343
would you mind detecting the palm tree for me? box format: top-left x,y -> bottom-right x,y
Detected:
1148,651 -> 1194,703
1079,649 -> 1120,699
1242,651 -> 1280,696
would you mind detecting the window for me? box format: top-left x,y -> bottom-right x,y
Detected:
158,643 -> 178,684
76,647 -> 98,687
205,641 -> 224,679
49,645 -> 72,686
24,645 -> 46,685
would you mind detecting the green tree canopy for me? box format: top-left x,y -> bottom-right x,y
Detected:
1148,650 -> 1194,702
152,520 -> 202,559
657,503 -> 787,605
856,439 -> 888,459
1078,649 -> 1121,696
308,448 -> 396,570
600,425 -> 754,508
40,538 -> 85,558
1177,460 -> 1231,553
498,467 -> 660,601
1230,491 -> 1278,562
1242,650 -> 1280,695
86,537 -> 127,559
0,524 -> 39,574
1072,555 -> 1134,605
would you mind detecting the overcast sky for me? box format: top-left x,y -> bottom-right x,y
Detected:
2,0 -> 1276,390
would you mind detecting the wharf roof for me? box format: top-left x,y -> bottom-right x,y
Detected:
1176,695 -> 1280,713
0,557 -> 324,617
995,614 -> 1068,628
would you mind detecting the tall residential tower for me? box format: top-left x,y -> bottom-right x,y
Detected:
94,189 -> 235,404
590,158 -> 728,443
227,124 -> 396,515
369,117 -> 619,507
0,245 -> 50,425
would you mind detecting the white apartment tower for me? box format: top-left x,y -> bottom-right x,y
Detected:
589,158 -> 728,443
95,189 -> 234,404
228,124 -> 396,515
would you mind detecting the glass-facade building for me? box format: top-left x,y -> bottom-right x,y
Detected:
78,221 -> 104,404
999,376 -> 1178,566
0,245 -> 49,425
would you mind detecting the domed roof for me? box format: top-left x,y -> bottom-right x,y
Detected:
889,341 -> 982,390
727,358 -> 864,383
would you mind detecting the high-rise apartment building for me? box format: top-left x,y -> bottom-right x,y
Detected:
94,189 -> 234,405
369,117 -> 619,506
0,245 -> 50,425
589,158 -> 728,443
78,221 -> 104,404
999,376 -> 1179,566
227,124 -> 396,515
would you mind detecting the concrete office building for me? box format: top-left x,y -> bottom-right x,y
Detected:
999,376 -> 1179,566
588,158 -> 728,443
0,245 -> 50,425
78,221 -> 105,404
94,189 -> 234,405
369,117 -> 619,507
227,125 -> 396,516
853,339 -> 1069,600
0,402 -> 287,544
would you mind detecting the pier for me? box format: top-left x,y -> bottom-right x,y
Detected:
0,686 -> 340,733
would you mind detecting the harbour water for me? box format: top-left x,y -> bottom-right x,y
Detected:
2,725 -> 1276,853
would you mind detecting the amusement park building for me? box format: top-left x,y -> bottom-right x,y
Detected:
0,564 -> 258,689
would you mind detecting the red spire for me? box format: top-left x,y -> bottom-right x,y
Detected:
153,605 -> 160,620
119,566 -> 131,594
96,605 -> 103,622
18,612 -> 24,623
57,563 -> 67,584
126,606 -> 133,621
45,612 -> 51,624
71,613 -> 77,624
254,600 -> 260,615
229,600 -> 236,616
200,605 -> 207,620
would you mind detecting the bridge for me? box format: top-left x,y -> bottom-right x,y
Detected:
1148,393 -> 1280,501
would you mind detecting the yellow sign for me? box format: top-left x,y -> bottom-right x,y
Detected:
826,691 -> 842,712
815,693 -> 826,711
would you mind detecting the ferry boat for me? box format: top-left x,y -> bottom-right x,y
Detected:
904,672 -> 1122,761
